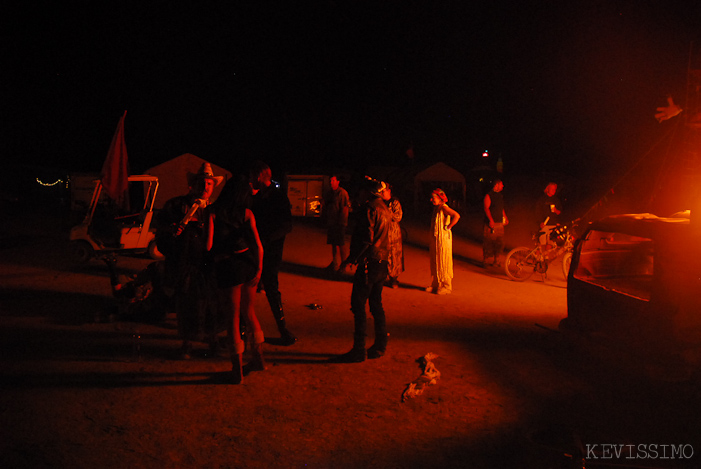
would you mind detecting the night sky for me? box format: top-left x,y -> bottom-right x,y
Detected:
6,1 -> 700,188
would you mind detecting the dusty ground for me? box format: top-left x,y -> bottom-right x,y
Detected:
1,208 -> 700,468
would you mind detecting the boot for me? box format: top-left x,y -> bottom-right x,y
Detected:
269,294 -> 297,346
330,333 -> 366,363
368,317 -> 388,359
230,340 -> 245,384
243,331 -> 267,375
367,332 -> 389,359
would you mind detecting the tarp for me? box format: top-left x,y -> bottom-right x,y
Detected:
145,154 -> 232,209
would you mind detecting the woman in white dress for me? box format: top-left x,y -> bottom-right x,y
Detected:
427,189 -> 460,294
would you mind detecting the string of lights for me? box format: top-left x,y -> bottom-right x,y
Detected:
36,177 -> 69,188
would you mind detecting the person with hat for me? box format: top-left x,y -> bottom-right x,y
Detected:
156,162 -> 225,359
427,188 -> 460,294
331,178 -> 392,363
482,179 -> 508,267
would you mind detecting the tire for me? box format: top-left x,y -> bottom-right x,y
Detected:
70,240 -> 94,264
504,246 -> 537,281
147,239 -> 165,260
562,251 -> 573,279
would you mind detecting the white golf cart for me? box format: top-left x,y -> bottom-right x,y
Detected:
69,175 -> 164,263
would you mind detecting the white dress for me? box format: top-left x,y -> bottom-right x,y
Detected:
429,204 -> 453,294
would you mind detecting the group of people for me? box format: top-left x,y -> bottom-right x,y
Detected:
481,179 -> 563,267
322,175 -> 405,288
152,161 -> 563,381
329,178 -> 460,362
155,161 -> 295,384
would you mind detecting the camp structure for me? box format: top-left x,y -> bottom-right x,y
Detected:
145,154 -> 232,209
413,162 -> 466,214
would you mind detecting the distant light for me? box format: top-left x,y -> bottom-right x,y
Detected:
36,177 -> 64,187
482,150 -> 489,158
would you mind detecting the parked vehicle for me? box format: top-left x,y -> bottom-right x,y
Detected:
69,175 -> 164,262
287,175 -> 325,217
560,212 -> 701,377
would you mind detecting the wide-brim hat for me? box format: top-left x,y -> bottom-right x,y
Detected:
370,180 -> 388,197
187,162 -> 224,187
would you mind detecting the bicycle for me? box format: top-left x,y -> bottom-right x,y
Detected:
504,221 -> 577,282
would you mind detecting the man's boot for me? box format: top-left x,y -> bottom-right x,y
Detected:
367,333 -> 388,359
268,294 -> 297,346
330,333 -> 366,363
368,318 -> 388,359
243,331 -> 267,375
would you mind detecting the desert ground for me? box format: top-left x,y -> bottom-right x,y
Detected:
1,207 -> 700,468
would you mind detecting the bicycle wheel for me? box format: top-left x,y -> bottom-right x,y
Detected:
505,246 -> 537,281
562,251 -> 573,279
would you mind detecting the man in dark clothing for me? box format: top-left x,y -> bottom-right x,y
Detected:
249,161 -> 297,346
331,179 -> 392,363
482,179 -> 508,267
155,162 -> 224,359
534,182 -> 563,246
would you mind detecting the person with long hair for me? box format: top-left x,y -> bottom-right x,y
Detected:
427,188 -> 460,295
381,184 -> 404,288
207,175 -> 266,384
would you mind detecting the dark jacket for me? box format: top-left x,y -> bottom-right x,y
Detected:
349,195 -> 391,263
250,183 -> 293,246
535,194 -> 562,227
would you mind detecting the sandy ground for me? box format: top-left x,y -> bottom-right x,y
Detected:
1,209 -> 700,468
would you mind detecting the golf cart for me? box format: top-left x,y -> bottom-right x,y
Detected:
560,212 -> 701,377
69,175 -> 164,263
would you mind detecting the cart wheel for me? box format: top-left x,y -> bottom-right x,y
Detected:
70,240 -> 94,264
147,239 -> 165,260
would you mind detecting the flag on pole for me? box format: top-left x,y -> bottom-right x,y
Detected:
101,111 -> 129,210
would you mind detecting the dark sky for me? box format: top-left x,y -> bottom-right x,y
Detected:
6,1 -> 700,184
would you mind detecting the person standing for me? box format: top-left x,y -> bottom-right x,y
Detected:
381,183 -> 404,288
207,175 -> 266,384
482,179 -> 508,267
248,161 -> 297,346
156,162 -> 224,359
322,174 -> 351,273
332,179 -> 392,363
427,188 -> 460,295
534,182 -> 562,246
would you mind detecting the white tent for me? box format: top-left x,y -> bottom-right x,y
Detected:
145,153 -> 232,209
413,162 -> 466,213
